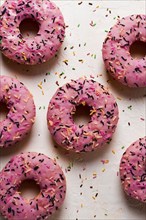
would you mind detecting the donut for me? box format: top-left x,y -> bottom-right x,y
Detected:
47,78 -> 119,153
0,152 -> 66,220
0,75 -> 36,148
119,137 -> 146,203
0,0 -> 65,65
102,14 -> 146,87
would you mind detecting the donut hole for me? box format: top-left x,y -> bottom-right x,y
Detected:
73,104 -> 91,126
19,18 -> 40,38
0,102 -> 9,122
19,179 -> 40,200
130,41 -> 146,59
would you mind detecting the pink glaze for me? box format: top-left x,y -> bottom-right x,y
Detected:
0,75 -> 36,148
120,137 -> 146,203
0,0 -> 65,65
0,152 -> 66,220
47,77 -> 119,153
102,14 -> 146,87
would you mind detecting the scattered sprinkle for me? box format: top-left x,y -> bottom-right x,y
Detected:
78,59 -> 84,63
59,72 -> 65,78
37,81 -> 44,95
56,81 -> 59,86
46,72 -> 51,75
78,1 -> 83,5
127,105 -> 132,110
63,60 -> 68,65
101,159 -> 109,164
90,21 -> 96,27
92,172 -> 97,179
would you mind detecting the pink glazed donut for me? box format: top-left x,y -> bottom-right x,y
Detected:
120,137 -> 146,203
47,78 -> 119,153
0,75 -> 35,148
102,14 -> 146,87
0,0 -> 65,65
0,152 -> 66,220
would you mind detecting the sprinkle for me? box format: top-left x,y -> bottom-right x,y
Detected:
78,1 -> 83,5
121,146 -> 125,149
90,74 -> 94,79
81,101 -> 86,106
90,109 -> 96,115
90,21 -> 96,27
93,172 -> 97,179
102,168 -> 106,172
38,83 -> 42,90
59,72 -> 65,77
95,192 -> 98,197
112,150 -> 115,154
101,159 -> 109,164
63,60 -> 68,65
56,81 -> 59,86
78,59 -> 84,63
22,52 -> 27,61
37,82 -> 44,95
48,120 -> 53,126
93,5 -> 99,12
127,105 -> 132,110
77,24 -> 80,28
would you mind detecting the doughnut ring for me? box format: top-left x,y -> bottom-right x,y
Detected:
120,137 -> 146,203
47,78 -> 119,152
0,75 -> 36,148
102,14 -> 146,87
0,152 -> 66,219
0,0 -> 65,65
